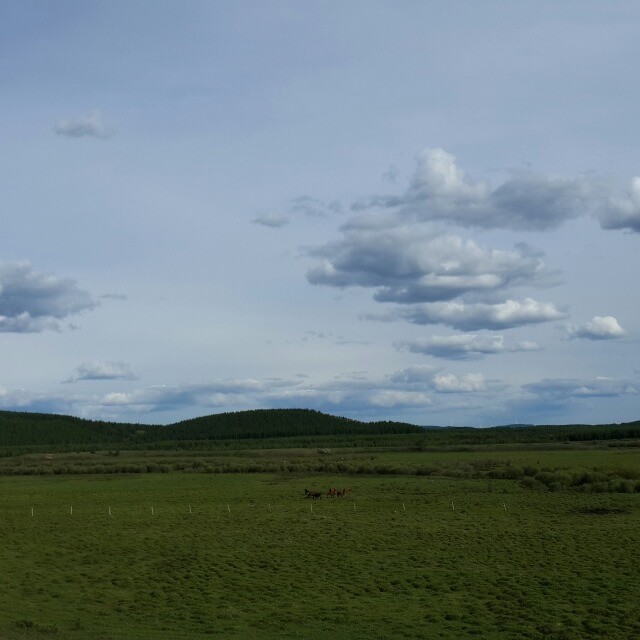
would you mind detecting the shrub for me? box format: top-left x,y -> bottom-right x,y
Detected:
414,466 -> 437,476
520,476 -> 539,489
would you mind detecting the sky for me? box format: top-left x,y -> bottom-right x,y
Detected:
1,1 -> 639,426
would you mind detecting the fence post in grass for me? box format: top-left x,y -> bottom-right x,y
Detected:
189,505 -> 192,514
503,502 -> 507,511
227,505 -> 231,514
70,506 -> 73,515
31,507 -> 34,517
268,503 -> 272,512
109,506 -> 112,517
451,501 -> 455,511
151,506 -> 154,515
402,502 -> 406,512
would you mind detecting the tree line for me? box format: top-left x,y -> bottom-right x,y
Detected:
0,408 -> 638,453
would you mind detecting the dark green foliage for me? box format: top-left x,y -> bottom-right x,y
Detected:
0,411 -> 141,448
0,409 -> 423,452
0,409 -> 639,455
164,409 -> 424,440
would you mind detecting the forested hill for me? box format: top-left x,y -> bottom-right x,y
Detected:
0,409 -> 639,451
167,409 -> 424,440
0,408 -> 423,448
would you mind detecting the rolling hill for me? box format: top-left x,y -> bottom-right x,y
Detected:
0,408 -> 423,449
0,408 -> 638,452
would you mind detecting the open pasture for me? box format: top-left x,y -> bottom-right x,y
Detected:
1,466 -> 640,639
4,442 -> 640,494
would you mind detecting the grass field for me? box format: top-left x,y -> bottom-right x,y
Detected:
1,451 -> 640,640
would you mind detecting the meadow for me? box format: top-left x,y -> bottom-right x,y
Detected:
1,443 -> 640,639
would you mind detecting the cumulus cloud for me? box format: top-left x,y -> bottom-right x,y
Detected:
566,316 -> 626,340
398,334 -> 542,359
307,227 -> 554,304
54,110 -> 114,139
369,390 -> 432,407
389,365 -> 441,384
433,373 -> 486,393
252,213 -> 290,228
597,177 -> 640,233
89,362 -> 503,421
0,386 -> 37,409
524,376 -> 638,399
0,262 -> 96,332
65,361 -> 137,383
0,386 -> 74,414
99,379 -> 276,411
389,366 -> 501,395
353,148 -> 594,231
0,355 -> 519,422
98,377 -> 370,414
400,298 -> 566,331
305,154 -> 580,335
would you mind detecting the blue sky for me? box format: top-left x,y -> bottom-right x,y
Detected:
1,1 -> 639,426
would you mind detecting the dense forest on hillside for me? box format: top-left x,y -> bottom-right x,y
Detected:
0,409 -> 639,455
0,408 -> 424,451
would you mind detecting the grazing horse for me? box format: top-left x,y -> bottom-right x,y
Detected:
304,488 -> 323,499
336,486 -> 351,497
327,487 -> 339,497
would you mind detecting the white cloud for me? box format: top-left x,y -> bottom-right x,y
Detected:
65,361 -> 137,383
0,262 -> 96,332
252,213 -> 290,228
86,364 -> 504,420
433,373 -> 486,393
0,386 -> 33,408
524,376 -> 638,399
0,314 -> 60,333
353,148 -> 594,231
598,177 -> 640,233
517,341 -> 542,351
99,379 -> 275,410
398,334 -> 541,359
369,390 -> 432,407
0,386 -> 75,414
54,110 -> 114,139
101,392 -> 134,405
389,366 -> 499,395
390,365 -> 441,384
566,315 -> 626,340
307,227 -> 554,303
401,298 -> 566,331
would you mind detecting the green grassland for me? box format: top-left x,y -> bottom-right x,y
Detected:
1,458 -> 640,639
1,410 -> 640,638
4,442 -> 640,494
